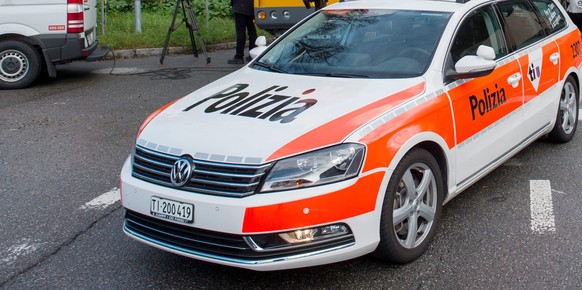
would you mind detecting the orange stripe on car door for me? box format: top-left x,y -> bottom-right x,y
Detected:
266,82 -> 426,162
448,59 -> 523,144
521,42 -> 560,104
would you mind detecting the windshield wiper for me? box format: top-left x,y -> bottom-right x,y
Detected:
295,72 -> 371,78
252,61 -> 288,73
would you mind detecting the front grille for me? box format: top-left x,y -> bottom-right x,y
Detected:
132,145 -> 271,197
124,210 -> 356,261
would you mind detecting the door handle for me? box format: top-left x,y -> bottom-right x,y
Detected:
507,73 -> 521,88
550,52 -> 560,65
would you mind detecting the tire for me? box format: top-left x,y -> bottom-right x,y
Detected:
0,40 -> 42,90
548,75 -> 579,143
373,148 -> 444,264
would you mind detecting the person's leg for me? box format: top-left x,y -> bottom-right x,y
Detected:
246,15 -> 257,51
228,13 -> 246,64
244,15 -> 258,61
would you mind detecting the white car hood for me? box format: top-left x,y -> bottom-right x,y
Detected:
138,67 -> 425,164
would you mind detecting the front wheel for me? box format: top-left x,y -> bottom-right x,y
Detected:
0,40 -> 42,90
373,148 -> 444,264
548,75 -> 579,143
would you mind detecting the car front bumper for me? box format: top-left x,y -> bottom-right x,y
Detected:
120,156 -> 386,270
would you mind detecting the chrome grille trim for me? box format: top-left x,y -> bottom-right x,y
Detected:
133,162 -> 171,178
132,145 -> 272,197
194,159 -> 272,170
194,168 -> 265,179
190,177 -> 261,188
133,154 -> 173,169
138,146 -> 180,162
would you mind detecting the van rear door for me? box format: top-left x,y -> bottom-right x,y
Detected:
82,0 -> 98,48
83,0 -> 97,30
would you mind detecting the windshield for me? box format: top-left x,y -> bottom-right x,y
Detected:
252,9 -> 451,79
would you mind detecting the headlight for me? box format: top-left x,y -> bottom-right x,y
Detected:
260,144 -> 365,192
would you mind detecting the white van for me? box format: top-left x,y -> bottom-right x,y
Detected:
562,0 -> 582,13
0,0 -> 107,89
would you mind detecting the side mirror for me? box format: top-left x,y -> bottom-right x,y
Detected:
446,45 -> 496,80
249,36 -> 268,59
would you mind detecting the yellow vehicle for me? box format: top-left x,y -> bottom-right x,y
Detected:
254,0 -> 340,35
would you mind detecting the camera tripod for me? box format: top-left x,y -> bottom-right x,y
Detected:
160,0 -> 211,65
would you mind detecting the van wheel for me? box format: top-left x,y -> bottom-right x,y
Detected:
0,40 -> 42,89
548,75 -> 578,143
373,148 -> 443,264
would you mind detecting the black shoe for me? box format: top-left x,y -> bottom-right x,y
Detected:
227,58 -> 244,64
245,56 -> 253,62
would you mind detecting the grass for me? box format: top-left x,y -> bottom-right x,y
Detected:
98,11 -> 267,50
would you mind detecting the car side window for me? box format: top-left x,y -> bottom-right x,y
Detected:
450,5 -> 507,63
497,0 -> 546,49
531,0 -> 567,33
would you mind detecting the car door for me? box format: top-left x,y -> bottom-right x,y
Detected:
444,4 -> 525,186
497,0 -> 562,136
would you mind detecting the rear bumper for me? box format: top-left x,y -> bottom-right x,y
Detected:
37,30 -> 104,64
34,31 -> 108,77
85,44 -> 109,62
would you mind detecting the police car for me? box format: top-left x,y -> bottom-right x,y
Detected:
120,0 -> 581,270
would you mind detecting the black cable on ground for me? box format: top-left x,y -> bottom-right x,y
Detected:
104,47 -> 238,80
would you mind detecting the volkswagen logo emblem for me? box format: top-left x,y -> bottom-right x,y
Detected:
170,158 -> 194,188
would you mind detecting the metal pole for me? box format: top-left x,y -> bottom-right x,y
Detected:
205,0 -> 209,26
101,0 -> 105,34
135,0 -> 142,33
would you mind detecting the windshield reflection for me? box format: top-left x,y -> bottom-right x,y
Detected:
253,9 -> 451,79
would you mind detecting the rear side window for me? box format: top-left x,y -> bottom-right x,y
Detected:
498,0 -> 546,49
531,0 -> 566,33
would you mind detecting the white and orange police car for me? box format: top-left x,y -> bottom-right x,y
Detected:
120,0 -> 581,270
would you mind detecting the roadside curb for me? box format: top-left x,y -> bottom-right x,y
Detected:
108,41 -> 238,59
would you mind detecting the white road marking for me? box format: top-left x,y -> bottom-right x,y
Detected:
79,188 -> 120,210
1,189 -> 121,266
1,239 -> 45,266
530,180 -> 556,234
579,109 -> 582,121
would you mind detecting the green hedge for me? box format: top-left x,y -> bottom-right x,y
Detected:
104,0 -> 232,18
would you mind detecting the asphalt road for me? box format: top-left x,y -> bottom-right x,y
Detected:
1,49 -> 581,289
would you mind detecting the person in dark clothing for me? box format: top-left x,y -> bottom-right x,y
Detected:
302,0 -> 327,10
228,0 -> 257,64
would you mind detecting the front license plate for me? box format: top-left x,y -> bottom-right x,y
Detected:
150,196 -> 194,224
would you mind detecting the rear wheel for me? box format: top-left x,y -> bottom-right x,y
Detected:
548,75 -> 578,143
373,148 -> 443,264
0,40 -> 42,89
